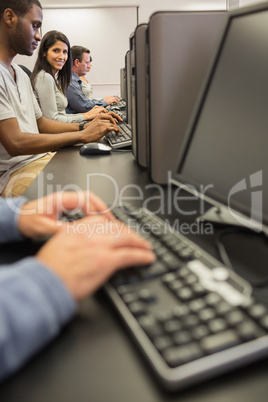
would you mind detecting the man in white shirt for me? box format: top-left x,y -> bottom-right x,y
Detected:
0,0 -> 119,197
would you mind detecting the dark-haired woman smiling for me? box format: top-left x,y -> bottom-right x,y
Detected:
31,30 -> 106,123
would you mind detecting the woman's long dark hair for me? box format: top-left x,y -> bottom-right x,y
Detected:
31,30 -> 72,94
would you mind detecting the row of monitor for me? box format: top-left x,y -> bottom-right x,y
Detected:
120,3 -> 268,236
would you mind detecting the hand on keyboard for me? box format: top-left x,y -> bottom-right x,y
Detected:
104,204 -> 268,391
105,123 -> 132,149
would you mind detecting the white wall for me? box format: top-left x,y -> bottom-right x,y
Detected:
15,1 -> 227,98
39,0 -> 227,22
138,0 -> 226,23
14,5 -> 138,98
39,0 -> 225,8
42,7 -> 137,98
239,0 -> 266,5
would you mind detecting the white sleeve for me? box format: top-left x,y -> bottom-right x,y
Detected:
34,72 -> 84,123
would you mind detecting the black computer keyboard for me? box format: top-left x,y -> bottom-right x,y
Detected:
113,109 -> 127,121
107,99 -> 126,110
105,123 -> 132,148
111,99 -> 126,109
104,204 -> 268,391
106,106 -> 127,121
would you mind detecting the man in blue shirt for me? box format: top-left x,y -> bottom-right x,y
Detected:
66,46 -> 119,114
0,191 -> 155,382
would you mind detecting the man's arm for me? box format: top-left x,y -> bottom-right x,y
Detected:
0,191 -> 155,381
65,77 -> 108,114
0,114 -> 118,156
0,196 -> 27,243
34,72 -> 85,123
0,258 -> 77,382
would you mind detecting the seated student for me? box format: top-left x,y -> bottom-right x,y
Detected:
66,46 -> 119,114
79,52 -> 121,102
80,53 -> 94,99
0,1 -> 120,198
0,190 -> 155,382
31,30 -> 108,123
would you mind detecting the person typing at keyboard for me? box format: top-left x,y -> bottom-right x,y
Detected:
66,46 -> 120,114
0,191 -> 155,382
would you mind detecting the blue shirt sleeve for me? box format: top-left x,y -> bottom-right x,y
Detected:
0,196 -> 28,243
0,257 -> 77,382
66,72 -> 108,113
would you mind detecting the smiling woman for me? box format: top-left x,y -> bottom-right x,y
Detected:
30,30 -> 82,122
45,39 -> 68,76
30,30 -> 104,122
40,6 -> 137,98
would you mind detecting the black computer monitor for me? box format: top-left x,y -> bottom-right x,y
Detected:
120,67 -> 126,101
131,23 -> 148,168
129,31 -> 136,151
125,34 -> 134,125
171,3 -> 268,235
148,11 -> 227,185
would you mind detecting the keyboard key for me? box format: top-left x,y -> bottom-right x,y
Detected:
176,287 -> 195,301
156,310 -> 174,323
215,300 -> 233,315
237,321 -> 264,341
139,288 -> 156,303
173,304 -> 190,318
138,315 -> 163,338
153,335 -> 173,352
140,261 -> 168,278
199,307 -> 216,322
122,292 -> 139,304
248,303 -> 267,319
128,302 -> 146,316
200,330 -> 240,353
164,320 -> 183,334
161,253 -> 181,270
192,325 -> 210,340
260,315 -> 268,330
182,314 -> 200,328
208,318 -> 228,333
173,331 -> 192,345
168,279 -> 184,292
226,310 -> 246,326
163,343 -> 204,367
189,298 -> 206,313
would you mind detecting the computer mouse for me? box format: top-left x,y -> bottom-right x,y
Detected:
80,143 -> 112,156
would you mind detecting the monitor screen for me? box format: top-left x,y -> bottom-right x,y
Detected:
172,5 -> 268,233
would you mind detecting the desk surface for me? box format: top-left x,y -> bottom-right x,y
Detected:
23,146 -> 152,205
1,147 -> 268,401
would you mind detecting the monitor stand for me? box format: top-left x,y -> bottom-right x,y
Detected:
196,206 -> 263,234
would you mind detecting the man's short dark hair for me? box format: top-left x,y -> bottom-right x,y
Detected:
70,46 -> 90,65
0,0 -> 42,18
